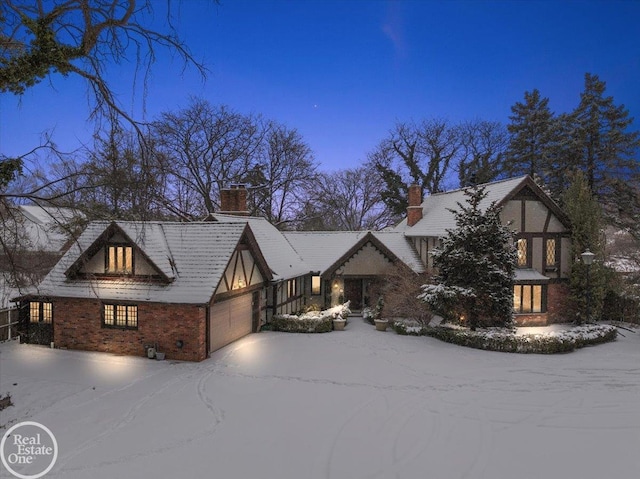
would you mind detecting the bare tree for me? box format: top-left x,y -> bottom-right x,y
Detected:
301,167 -> 395,231
246,122 -> 318,227
457,120 -> 508,186
368,119 -> 460,216
1,0 -> 209,126
151,99 -> 265,217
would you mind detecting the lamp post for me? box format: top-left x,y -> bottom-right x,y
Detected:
581,250 -> 595,323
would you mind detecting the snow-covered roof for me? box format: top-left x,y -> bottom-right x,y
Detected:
33,221 -> 254,304
395,176 -> 530,237
283,230 -> 425,274
207,214 -> 310,281
7,205 -> 83,253
514,269 -> 550,283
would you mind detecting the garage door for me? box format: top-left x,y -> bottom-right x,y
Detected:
209,293 -> 253,353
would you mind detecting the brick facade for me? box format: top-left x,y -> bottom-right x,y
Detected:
52,298 -> 207,361
547,282 -> 571,323
514,282 -> 570,326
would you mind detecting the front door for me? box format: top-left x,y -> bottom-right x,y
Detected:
344,279 -> 363,310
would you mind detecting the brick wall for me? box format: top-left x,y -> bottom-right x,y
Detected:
514,313 -> 548,326
547,282 -> 571,323
53,298 -> 207,361
514,282 -> 570,326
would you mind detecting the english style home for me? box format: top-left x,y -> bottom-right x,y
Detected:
17,176 -> 572,361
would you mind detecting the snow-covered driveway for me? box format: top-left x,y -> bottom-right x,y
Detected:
1,319 -> 639,479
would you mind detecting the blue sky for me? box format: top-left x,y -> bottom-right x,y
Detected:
1,0 -> 639,172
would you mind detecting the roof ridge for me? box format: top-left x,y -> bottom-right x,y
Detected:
426,175 -> 529,198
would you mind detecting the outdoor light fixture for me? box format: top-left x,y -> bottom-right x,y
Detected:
581,250 -> 595,266
581,249 -> 595,323
176,340 -> 184,349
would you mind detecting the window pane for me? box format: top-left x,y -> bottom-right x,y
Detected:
124,247 -> 133,273
42,303 -> 52,323
116,305 -> 127,326
522,285 -> 532,312
29,302 -> 40,323
312,276 -> 321,295
108,246 -> 116,272
104,305 -> 114,325
127,306 -> 138,327
116,247 -> 124,271
532,285 -> 542,313
517,239 -> 528,267
513,286 -> 521,313
546,239 -> 556,266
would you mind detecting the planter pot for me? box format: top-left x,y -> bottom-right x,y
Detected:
333,319 -> 346,331
374,319 -> 389,332
155,352 -> 166,360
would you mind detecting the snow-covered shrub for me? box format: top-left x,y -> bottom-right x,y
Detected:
362,297 -> 384,325
427,323 -> 617,354
271,302 -> 351,333
419,185 -> 516,330
392,320 -> 428,336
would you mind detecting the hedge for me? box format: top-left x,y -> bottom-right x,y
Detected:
425,324 -> 617,354
270,315 -> 333,333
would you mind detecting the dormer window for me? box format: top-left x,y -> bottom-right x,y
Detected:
106,244 -> 133,274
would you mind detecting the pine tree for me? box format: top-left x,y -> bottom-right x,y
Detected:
505,89 -> 556,179
419,185 -> 517,329
563,74 -> 640,231
563,170 -> 613,323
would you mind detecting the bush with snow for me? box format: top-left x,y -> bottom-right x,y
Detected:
271,302 -> 351,333
427,323 -> 617,353
392,320 -> 429,336
419,184 -> 517,330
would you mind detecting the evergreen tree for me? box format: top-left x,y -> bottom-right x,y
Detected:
563,170 -> 613,323
561,74 -> 640,231
505,89 -> 556,179
419,185 -> 517,330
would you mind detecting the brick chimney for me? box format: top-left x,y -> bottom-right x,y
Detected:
219,184 -> 249,216
406,184 -> 423,227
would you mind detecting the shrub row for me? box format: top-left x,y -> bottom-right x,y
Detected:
392,321 -> 429,336
270,302 -> 351,333
425,324 -> 617,354
270,315 -> 333,333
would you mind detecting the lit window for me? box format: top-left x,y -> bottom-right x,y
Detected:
288,279 -> 298,297
106,245 -> 133,274
546,239 -> 556,267
29,302 -> 52,323
103,304 -> 138,329
517,238 -> 528,267
513,285 -> 544,313
311,276 -> 321,295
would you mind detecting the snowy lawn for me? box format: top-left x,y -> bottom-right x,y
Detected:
1,318 -> 639,479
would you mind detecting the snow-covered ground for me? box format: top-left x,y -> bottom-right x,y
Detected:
1,318 -> 639,479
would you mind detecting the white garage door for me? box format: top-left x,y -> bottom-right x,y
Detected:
209,294 -> 253,353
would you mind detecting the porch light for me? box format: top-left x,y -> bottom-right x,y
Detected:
581,250 -> 595,266
581,249 -> 595,324
236,278 -> 246,289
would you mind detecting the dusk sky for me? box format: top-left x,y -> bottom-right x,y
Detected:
1,0 -> 639,172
